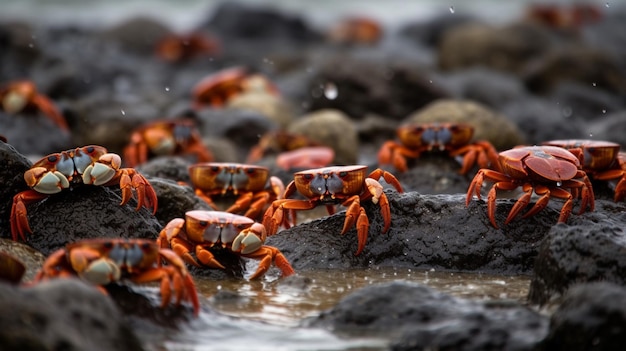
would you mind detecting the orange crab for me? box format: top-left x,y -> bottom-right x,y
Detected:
275,146 -> 335,171
263,165 -> 404,255
466,145 -> 595,228
377,123 -> 500,175
191,66 -> 278,109
0,80 -> 69,131
33,238 -> 199,316
123,119 -> 213,168
327,16 -> 383,45
157,210 -> 295,280
543,139 -> 626,202
188,162 -> 284,221
10,145 -> 158,241
155,32 -> 219,63
246,130 -> 327,163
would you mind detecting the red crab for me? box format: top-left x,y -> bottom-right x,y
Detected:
0,80 -> 69,131
378,123 -> 500,175
246,130 -> 326,164
263,165 -> 404,255
543,139 -> 626,202
275,146 -> 335,171
10,145 -> 158,241
157,210 -> 295,280
466,145 -> 595,228
188,162 -> 284,221
123,119 -> 213,168
33,238 -> 199,316
155,32 -> 219,63
192,67 -> 278,109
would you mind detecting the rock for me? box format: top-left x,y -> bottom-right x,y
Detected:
0,239 -> 45,283
0,110 -> 73,158
404,99 -> 525,151
523,44 -> 626,95
0,279 -> 143,351
98,16 -> 171,55
0,141 -> 32,236
306,56 -> 448,120
287,109 -> 359,165
266,191 -> 565,275
305,281 -> 548,351
527,202 -> 626,305
226,90 -> 295,129
438,22 -> 555,74
537,282 -> 626,351
399,13 -> 479,48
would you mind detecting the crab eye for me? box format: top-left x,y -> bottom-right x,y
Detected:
47,155 -> 58,162
303,174 -> 313,180
103,242 -> 113,249
338,171 -> 348,177
86,146 -> 95,153
141,242 -> 151,250
246,168 -> 256,174
211,166 -> 220,172
199,220 -> 208,227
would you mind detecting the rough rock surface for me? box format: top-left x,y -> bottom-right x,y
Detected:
306,281 -> 548,351
0,279 -> 143,351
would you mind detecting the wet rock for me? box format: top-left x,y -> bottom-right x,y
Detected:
438,22 -> 555,74
148,177 -> 212,226
527,202 -> 626,305
98,16 -> 171,56
523,45 -> 626,96
404,98 -> 525,151
21,184 -> 161,256
286,108 -> 359,165
136,156 -> 194,184
266,190 -> 567,275
536,282 -> 626,351
392,156 -> 473,194
305,281 -> 548,351
306,57 -> 448,120
0,279 -> 143,351
500,96 -> 586,145
0,111 -> 73,157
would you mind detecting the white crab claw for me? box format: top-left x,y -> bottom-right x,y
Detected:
79,258 -> 121,285
82,162 -> 116,185
365,178 -> 383,204
232,228 -> 264,255
33,171 -> 70,194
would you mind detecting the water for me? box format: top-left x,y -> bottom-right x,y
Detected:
160,267 -> 530,351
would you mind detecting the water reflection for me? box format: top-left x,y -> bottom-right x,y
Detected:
165,267 -> 530,350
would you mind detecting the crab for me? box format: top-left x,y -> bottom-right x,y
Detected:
542,139 -> 626,202
275,146 -> 335,171
188,162 -> 285,221
157,210 -> 295,280
263,165 -> 404,256
327,16 -> 383,45
123,119 -> 213,167
32,238 -> 199,316
377,123 -> 500,175
10,145 -> 158,242
0,80 -> 69,131
466,145 -> 595,228
155,32 -> 219,63
192,66 -> 278,109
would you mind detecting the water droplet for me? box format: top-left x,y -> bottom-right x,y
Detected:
429,79 -> 433,84
562,107 -> 573,118
164,86 -> 170,92
323,82 -> 338,100
556,181 -> 562,187
28,43 -> 34,48
602,109 -> 607,114
592,82 -> 597,87
606,2 -> 610,8
449,6 -> 455,13
121,109 -> 126,116
589,132 -> 594,137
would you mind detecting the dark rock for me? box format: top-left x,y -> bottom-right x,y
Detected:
0,279 -> 143,351
0,110 -> 73,157
305,56 -> 448,120
0,239 -> 45,283
148,176 -> 212,226
438,22 -> 555,74
537,282 -> 626,351
305,281 -> 548,351
98,16 -> 171,56
523,44 -> 626,96
22,185 -> 161,256
391,156 -> 474,194
266,190 -> 565,275
527,202 -> 626,305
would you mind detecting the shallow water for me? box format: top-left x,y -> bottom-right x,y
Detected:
161,267 -> 531,351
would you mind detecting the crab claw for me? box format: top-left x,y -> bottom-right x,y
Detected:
232,222 -> 266,255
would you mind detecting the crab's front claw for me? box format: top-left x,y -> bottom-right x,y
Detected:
10,190 -> 50,241
232,223 -> 266,254
26,168 -> 69,194
117,169 -> 158,214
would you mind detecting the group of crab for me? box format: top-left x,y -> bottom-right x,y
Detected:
4,67 -> 626,319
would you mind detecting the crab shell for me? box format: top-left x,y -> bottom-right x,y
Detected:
189,162 -> 270,194
542,139 -> 621,171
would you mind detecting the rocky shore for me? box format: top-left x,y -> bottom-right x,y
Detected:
1,2 -> 626,350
